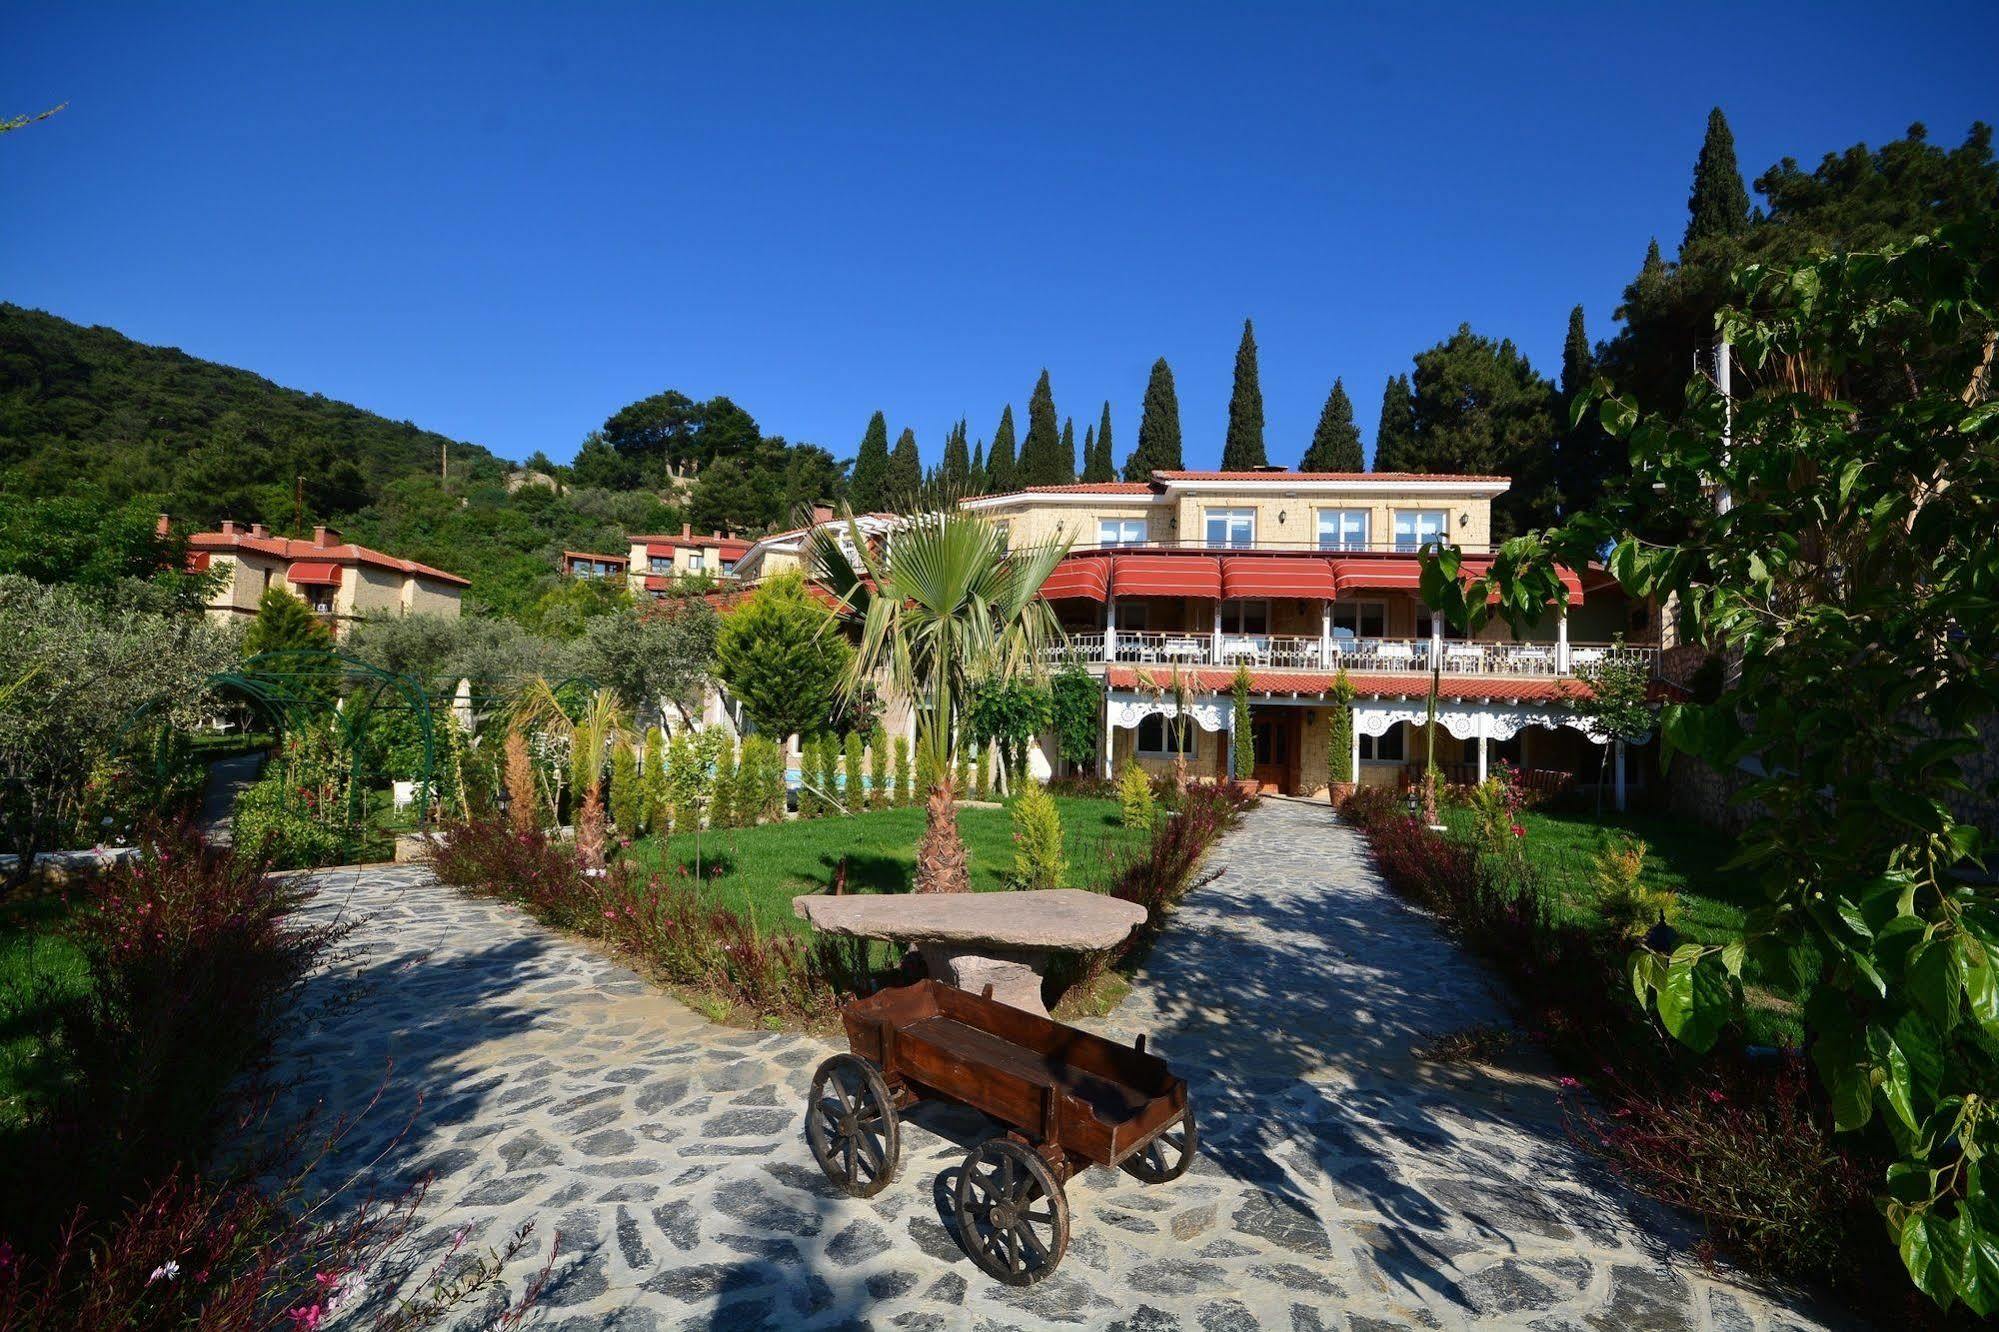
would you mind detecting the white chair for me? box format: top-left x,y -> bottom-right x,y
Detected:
1444,644 -> 1483,674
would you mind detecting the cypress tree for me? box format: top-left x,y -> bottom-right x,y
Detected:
1300,378 -> 1364,472
849,411 -> 891,512
1683,107 -> 1751,250
1372,374 -> 1416,472
941,418 -> 971,495
969,439 -> 986,494
986,405 -> 1018,493
1555,304 -> 1613,517
886,427 -> 921,502
1018,370 -> 1063,485
1079,422 -> 1110,483
1221,319 -> 1267,469
1096,401 -> 1113,476
1056,417 -> 1076,484
1124,358 -> 1183,480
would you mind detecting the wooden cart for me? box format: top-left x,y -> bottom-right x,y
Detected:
803,979 -> 1196,1286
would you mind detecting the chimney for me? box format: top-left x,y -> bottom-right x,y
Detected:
313,525 -> 340,548
250,522 -> 268,538
811,503 -> 833,525
155,513 -> 171,538
712,530 -> 723,540
219,519 -> 237,536
681,522 -> 692,538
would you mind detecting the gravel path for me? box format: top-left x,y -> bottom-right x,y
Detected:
273,802 -> 1847,1330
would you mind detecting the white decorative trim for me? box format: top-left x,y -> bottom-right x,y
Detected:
1351,699 -> 1647,745
1106,689 -> 1230,733
1156,477 -> 1509,498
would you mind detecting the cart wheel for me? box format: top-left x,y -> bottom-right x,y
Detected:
953,1139 -> 1069,1286
1121,1100 -> 1197,1184
805,1055 -> 900,1198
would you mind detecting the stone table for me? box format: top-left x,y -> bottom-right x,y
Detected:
793,888 -> 1148,1017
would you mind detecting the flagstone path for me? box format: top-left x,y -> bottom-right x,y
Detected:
274,801 -> 1849,1330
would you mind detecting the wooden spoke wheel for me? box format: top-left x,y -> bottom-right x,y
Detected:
953,1138 -> 1070,1286
805,1055 -> 900,1198
1120,1100 -> 1197,1184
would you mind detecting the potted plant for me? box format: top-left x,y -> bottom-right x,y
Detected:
1327,667 -> 1357,804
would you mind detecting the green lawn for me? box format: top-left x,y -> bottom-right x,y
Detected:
1442,803 -> 1813,1046
0,892 -> 88,1131
627,796 -> 1147,937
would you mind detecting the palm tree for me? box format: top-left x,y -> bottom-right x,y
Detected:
812,511 -> 1068,892
514,678 -> 630,868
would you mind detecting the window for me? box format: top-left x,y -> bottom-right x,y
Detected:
687,551 -> 706,572
1115,602 -> 1150,631
1316,509 -> 1369,551
650,555 -> 673,574
304,587 -> 336,615
1136,713 -> 1196,756
1393,510 -> 1447,552
1219,600 -> 1268,634
1331,601 -> 1386,640
720,558 -> 738,575
1098,518 -> 1146,547
1204,508 -> 1255,549
1359,726 -> 1405,762
1414,608 -> 1465,640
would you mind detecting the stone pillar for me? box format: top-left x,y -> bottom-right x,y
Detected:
1557,606 -> 1570,674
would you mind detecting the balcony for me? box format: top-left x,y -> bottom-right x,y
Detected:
1045,631 -> 1658,680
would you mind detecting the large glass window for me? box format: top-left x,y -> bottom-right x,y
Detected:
1393,510 -> 1448,552
1137,713 -> 1196,756
687,550 -> 706,572
1316,509 -> 1369,551
650,555 -> 673,574
1204,508 -> 1256,549
1331,601 -> 1387,640
1359,725 -> 1405,762
1415,608 -> 1465,640
1219,600 -> 1269,634
1098,518 -> 1147,547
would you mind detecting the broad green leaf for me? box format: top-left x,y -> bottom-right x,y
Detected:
1909,939 -> 1965,1028
1870,779 -> 1948,834
1720,939 -> 1747,979
1965,951 -> 1999,1037
1871,1025 -> 1920,1132
1900,1209 -> 1946,1306
1654,951 -> 1695,1040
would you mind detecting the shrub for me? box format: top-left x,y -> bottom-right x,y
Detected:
608,740 -> 640,834
666,729 -> 701,829
639,726 -> 668,833
504,727 -> 541,835
815,732 -> 839,813
868,726 -> 889,810
1590,834 -> 1678,943
973,744 -> 991,801
231,769 -> 354,869
1009,778 -> 1067,890
843,731 -> 864,808
1338,783 -> 1400,833
1230,665 -> 1254,780
710,735 -> 739,829
1119,759 -> 1155,830
953,742 -> 970,797
914,743 -> 936,802
893,735 -> 912,807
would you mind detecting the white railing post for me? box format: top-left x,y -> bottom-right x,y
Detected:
1105,596 -> 1119,663
1320,603 -> 1333,670
1211,602 -> 1222,665
1556,606 -> 1570,674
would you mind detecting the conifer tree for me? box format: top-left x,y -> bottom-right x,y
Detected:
941,418 -> 971,495
1555,304 -> 1613,517
1221,319 -> 1267,469
1079,424 -> 1098,482
1683,107 -> 1751,250
1056,417 -> 1076,484
848,411 -> 892,513
1124,358 -> 1183,479
1640,237 -> 1665,279
1300,378 -> 1364,472
969,439 -> 986,494
1372,374 -> 1416,472
1018,370 -> 1064,485
1096,401 -> 1114,478
986,405 -> 1018,493
886,427 -> 921,503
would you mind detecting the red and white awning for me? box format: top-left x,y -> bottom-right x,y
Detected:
1220,554 -> 1339,601
286,561 -> 342,586
1110,553 -> 1222,599
1038,555 -> 1112,602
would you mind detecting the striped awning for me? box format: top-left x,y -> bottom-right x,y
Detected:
1038,555 -> 1111,602
286,561 -> 342,586
1220,555 -> 1339,601
1111,553 -> 1222,599
1327,557 -> 1424,592
1458,557 -> 1586,603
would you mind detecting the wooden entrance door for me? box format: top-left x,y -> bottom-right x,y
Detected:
1249,710 -> 1299,793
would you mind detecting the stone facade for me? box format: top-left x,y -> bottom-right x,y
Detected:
189,522 -> 466,639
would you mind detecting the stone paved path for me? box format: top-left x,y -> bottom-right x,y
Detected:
274,802 -> 1849,1330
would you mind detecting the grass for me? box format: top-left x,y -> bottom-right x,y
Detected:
0,891 -> 88,1131
626,795 -> 1148,937
1442,801 -> 1813,1046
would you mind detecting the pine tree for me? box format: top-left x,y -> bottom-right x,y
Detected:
1221,319 -> 1267,469
986,405 -> 1018,493
886,427 -> 921,502
969,439 -> 986,494
243,586 -> 332,655
941,419 -> 971,495
1371,374 -> 1416,472
1300,378 -> 1364,472
1555,304 -> 1613,517
1640,236 -> 1666,279
1684,107 -> 1751,251
1056,417 -> 1076,484
1018,370 -> 1064,485
848,411 -> 892,512
1124,358 -> 1183,479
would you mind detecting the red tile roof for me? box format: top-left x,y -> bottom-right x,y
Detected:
975,482 -> 1155,501
634,534 -> 754,554
1152,470 -> 1510,483
189,531 -> 469,587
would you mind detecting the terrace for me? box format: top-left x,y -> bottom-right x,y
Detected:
1048,630 -> 1657,679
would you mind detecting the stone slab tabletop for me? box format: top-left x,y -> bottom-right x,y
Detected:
792,888 -> 1147,952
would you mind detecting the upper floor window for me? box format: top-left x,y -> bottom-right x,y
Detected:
1316,509 -> 1369,551
1331,600 -> 1386,640
1393,510 -> 1447,552
650,555 -> 673,574
720,558 -> 738,575
992,521 -> 1012,550
1098,518 -> 1146,548
687,551 -> 706,572
1204,508 -> 1255,549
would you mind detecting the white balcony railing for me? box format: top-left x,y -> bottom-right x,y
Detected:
1043,633 -> 1658,680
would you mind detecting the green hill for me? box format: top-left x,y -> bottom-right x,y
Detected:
0,302 -> 509,522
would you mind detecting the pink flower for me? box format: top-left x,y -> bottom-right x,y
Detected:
1706,1089 -> 1726,1105
287,1306 -> 324,1329
1510,823 -> 1525,838
1557,1076 -> 1581,1090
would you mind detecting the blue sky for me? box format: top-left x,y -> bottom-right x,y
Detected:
6,3 -> 1995,472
